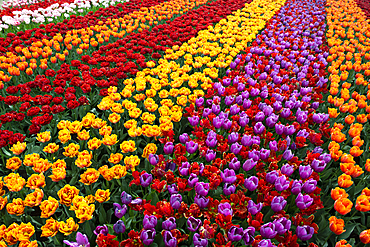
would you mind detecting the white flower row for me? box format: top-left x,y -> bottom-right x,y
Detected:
0,0 -> 129,31
2,0 -> 43,9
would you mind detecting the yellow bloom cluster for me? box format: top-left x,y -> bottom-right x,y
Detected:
0,222 -> 36,246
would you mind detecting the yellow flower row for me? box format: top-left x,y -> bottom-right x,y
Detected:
0,0 -> 210,85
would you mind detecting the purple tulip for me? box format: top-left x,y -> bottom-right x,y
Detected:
230,143 -> 242,155
275,123 -> 284,135
228,226 -> 244,242
271,196 -> 287,212
296,193 -> 313,209
162,217 -> 176,230
188,173 -> 199,188
223,78 -> 231,86
222,119 -> 232,130
283,149 -> 294,161
248,150 -> 260,161
229,157 -> 241,171
299,165 -> 313,179
170,194 -> 182,210
221,169 -> 237,184
64,232 -> 90,247
258,239 -> 273,247
193,233 -> 208,247
260,148 -> 270,160
113,220 -> 126,234
243,227 -> 255,245
255,112 -> 265,122
206,138 -> 217,148
205,149 -> 216,162
254,122 -> 265,134
223,183 -> 236,196
241,135 -> 253,147
239,116 -> 249,127
225,96 -> 235,106
163,142 -> 174,155
195,97 -> 204,107
140,173 -> 153,187
259,72 -> 268,80
302,179 -> 317,193
121,191 -> 132,205
187,216 -> 201,232
311,159 -> 326,173
297,112 -> 308,124
163,231 -> 177,247
179,162 -> 191,176
248,200 -> 262,215
212,104 -> 221,115
281,164 -> 294,177
260,222 -> 277,239
244,176 -> 259,191
243,158 -> 257,172
179,133 -> 189,143
273,101 -> 282,111
273,217 -> 291,235
266,170 -> 279,184
213,117 -> 222,129
285,125 -> 296,135
243,99 -> 252,109
186,141 -> 198,154
275,175 -> 290,191
296,225 -> 314,241
291,180 -> 303,195
148,154 -> 159,166
141,229 -> 156,246
202,108 -> 212,118
113,203 -> 127,218
230,104 -> 240,115
218,202 -> 233,216
143,215 -> 157,230
266,115 -> 278,128
188,116 -> 199,126
94,225 -> 108,236
195,182 -> 209,196
269,140 -> 278,152
167,184 -> 178,195
228,132 -> 239,143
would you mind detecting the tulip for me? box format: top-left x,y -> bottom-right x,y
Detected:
249,150 -> 260,161
222,119 -> 232,130
205,136 -> 217,148
254,122 -> 265,134
188,173 -> 199,188
163,231 -> 177,247
185,141 -> 198,154
258,239 -> 273,247
194,195 -> 209,209
311,159 -> 326,172
195,182 -> 209,196
269,140 -> 278,152
162,217 -> 176,230
296,225 -> 314,241
163,142 -> 174,154
223,183 -> 236,196
334,198 -> 353,215
113,220 -> 126,234
179,162 -> 191,176
213,117 -> 222,129
212,104 -> 221,115
230,143 -> 242,155
120,191 -> 132,205
283,149 -> 294,161
229,157 -> 241,171
203,108 -> 212,118
230,104 -> 240,115
228,132 -> 239,143
143,215 -> 157,230
205,149 -> 216,162
244,176 -> 258,191
329,216 -> 345,235
299,165 -> 313,179
218,202 -> 233,216
243,158 -> 257,172
271,196 -> 287,212
302,179 -> 317,193
260,222 -> 277,239
243,99 -> 252,109
266,170 -> 279,184
291,180 -> 303,195
140,173 -> 153,187
242,227 -> 255,245
360,229 -> 370,244
113,203 -> 127,218
275,175 -> 290,191
148,154 -> 159,166
195,97 -> 204,107
170,194 -> 182,210
228,226 -> 244,242
281,164 -> 294,177
141,229 -> 156,246
260,148 -> 270,160
64,232 -> 90,247
179,133 -> 189,143
296,193 -> 313,209
193,233 -> 208,247
273,217 -> 291,235
187,216 -> 201,232
275,123 -> 284,135
221,169 -> 237,184
248,200 -> 262,215
167,184 -> 178,195
266,115 -> 278,128
255,112 -> 265,122
241,135 -> 253,147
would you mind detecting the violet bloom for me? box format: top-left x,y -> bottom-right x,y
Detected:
230,104 -> 240,115
203,108 -> 212,118
283,149 -> 294,161
241,134 -> 253,147
148,154 -> 159,166
255,112 -> 265,122
194,196 -> 207,209
143,215 -> 157,230
258,239 -> 273,247
275,123 -> 284,135
243,158 -> 257,172
195,97 -> 204,107
113,203 -> 127,218
188,116 -> 199,126
163,231 -> 177,247
222,119 -> 232,130
311,159 -> 326,173
228,132 -> 239,143
291,180 -> 303,195
212,104 -> 221,114
230,143 -> 242,155
186,141 -> 198,154
162,217 -> 176,230
163,142 -> 174,155
266,115 -> 278,128
260,148 -> 270,160
223,183 -> 236,196
213,117 -> 222,129
296,193 -> 313,209
113,220 -> 126,234
218,202 -> 233,216
248,200 -> 262,215
260,222 -> 277,239
195,182 -> 209,196
244,176 -> 259,191
275,175 -> 290,191
273,217 -> 291,235
254,122 -> 265,134
239,116 -> 249,127
249,150 -> 260,161
193,233 -> 208,247
94,225 -> 108,236
243,99 -> 252,109
205,149 -> 216,162
302,179 -> 317,194
269,140 -> 278,152
188,174 -> 199,188
271,196 -> 287,212
299,165 -> 313,179
179,162 -> 191,176
221,169 -> 237,184
64,232 -> 90,247
243,227 -> 255,245
266,170 -> 279,184
281,164 -> 294,177
187,216 -> 201,232
121,191 -> 132,205
296,225 -> 314,241
167,184 -> 178,195
228,226 -> 244,242
179,133 -> 189,144
170,194 -> 182,210
140,173 -> 153,187
285,125 -> 296,135
141,229 -> 156,246
229,157 -> 241,171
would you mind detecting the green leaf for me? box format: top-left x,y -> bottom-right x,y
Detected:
339,223 -> 357,239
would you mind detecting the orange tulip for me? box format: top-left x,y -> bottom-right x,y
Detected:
360,229 -> 370,244
351,165 -> 364,178
355,195 -> 370,212
329,108 -> 340,118
349,146 -> 363,157
352,136 -> 364,147
329,216 -> 346,235
365,159 -> 370,172
340,162 -> 355,176
331,129 -> 347,143
331,187 -> 349,201
338,174 -> 353,188
334,197 -> 353,215
344,115 -> 355,125
335,240 -> 352,247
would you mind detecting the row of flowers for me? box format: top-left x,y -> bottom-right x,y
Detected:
0,0 -> 289,245
325,0 -> 370,245
0,0 -> 129,32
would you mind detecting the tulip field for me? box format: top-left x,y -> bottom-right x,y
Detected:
1,0 -> 370,246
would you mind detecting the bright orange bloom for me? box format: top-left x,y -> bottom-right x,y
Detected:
329,108 -> 340,118
10,141 -> 26,155
40,197 -> 59,218
338,174 -> 353,188
36,131 -> 51,143
331,129 -> 347,143
331,187 -> 349,201
357,114 -> 368,123
351,165 -> 364,178
49,168 -> 66,182
40,218 -> 59,237
348,124 -> 363,138
58,217 -> 79,236
26,174 -> 45,189
360,229 -> 370,244
6,157 -> 22,171
355,195 -> 370,212
349,146 -> 363,157
352,136 -> 364,147
6,198 -> 25,215
340,162 -> 355,176
335,240 -> 352,247
345,115 -> 355,125
57,185 -> 80,206
0,196 -> 8,211
3,173 -> 26,192
329,216 -> 346,235
366,159 -> 370,172
17,222 -> 35,241
95,189 -> 110,203
108,153 -> 123,164
341,154 -> 355,164
24,188 -> 44,207
79,168 -> 100,185
334,198 -> 353,215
